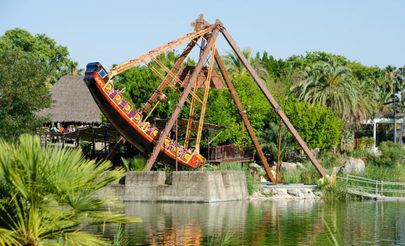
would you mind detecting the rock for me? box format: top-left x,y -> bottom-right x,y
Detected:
343,157 -> 365,174
280,162 -> 305,172
287,188 -> 301,197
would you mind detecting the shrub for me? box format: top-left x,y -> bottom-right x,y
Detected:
359,136 -> 374,150
122,156 -> 147,171
0,134 -> 136,245
377,141 -> 405,166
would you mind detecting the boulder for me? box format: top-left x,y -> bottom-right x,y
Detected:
280,162 -> 305,172
287,188 -> 301,197
343,157 -> 365,174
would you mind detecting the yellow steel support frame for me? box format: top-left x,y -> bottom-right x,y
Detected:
194,40 -> 217,151
183,74 -> 200,149
145,62 -> 192,105
109,26 -> 214,78
150,57 -> 203,104
141,38 -> 199,113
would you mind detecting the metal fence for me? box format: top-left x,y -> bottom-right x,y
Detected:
337,174 -> 405,197
206,144 -> 255,163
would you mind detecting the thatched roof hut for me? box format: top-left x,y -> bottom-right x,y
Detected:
38,75 -> 101,123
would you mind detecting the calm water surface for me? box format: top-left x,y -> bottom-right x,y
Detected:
112,200 -> 405,245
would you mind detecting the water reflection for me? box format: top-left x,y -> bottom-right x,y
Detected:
115,200 -> 405,245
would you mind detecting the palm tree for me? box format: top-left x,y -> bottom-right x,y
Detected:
222,48 -> 268,78
290,58 -> 358,122
351,79 -> 377,125
259,122 -> 294,163
0,135 -> 136,245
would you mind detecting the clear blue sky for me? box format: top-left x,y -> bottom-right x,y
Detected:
1,0 -> 404,70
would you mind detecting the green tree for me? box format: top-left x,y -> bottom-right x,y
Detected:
0,28 -> 78,84
287,51 -> 349,70
222,48 -> 268,78
0,47 -> 51,136
205,74 -> 272,146
260,51 -> 289,78
259,122 -> 294,163
290,58 -> 358,122
283,97 -> 343,149
0,135 -> 135,245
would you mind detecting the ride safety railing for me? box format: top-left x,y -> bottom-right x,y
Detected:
337,174 -> 405,197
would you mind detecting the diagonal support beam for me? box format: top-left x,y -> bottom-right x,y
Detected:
214,50 -> 276,184
106,136 -> 126,161
220,25 -> 327,177
145,24 -> 221,170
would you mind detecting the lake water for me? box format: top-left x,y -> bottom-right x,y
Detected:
112,200 -> 405,245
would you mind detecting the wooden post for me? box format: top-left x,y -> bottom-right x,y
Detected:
241,120 -> 244,150
175,120 -> 178,171
145,24 -> 220,171
106,137 -> 126,161
276,118 -> 283,184
220,26 -> 327,177
213,50 -> 276,183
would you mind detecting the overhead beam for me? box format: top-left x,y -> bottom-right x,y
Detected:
214,50 -> 276,184
220,25 -> 327,177
145,23 -> 221,170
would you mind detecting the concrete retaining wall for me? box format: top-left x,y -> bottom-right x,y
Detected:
106,171 -> 248,202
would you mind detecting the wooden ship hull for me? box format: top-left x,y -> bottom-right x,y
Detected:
84,62 -> 205,168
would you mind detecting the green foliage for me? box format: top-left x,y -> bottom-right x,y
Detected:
318,151 -> 342,169
290,58 -> 359,122
279,162 -> 321,184
375,141 -> 405,167
121,156 -> 147,171
358,136 -> 374,150
360,162 -> 404,182
205,74 -> 271,145
283,97 -> 343,149
113,224 -> 127,246
338,129 -> 354,152
0,28 -> 78,84
287,51 -> 350,70
259,122 -> 294,163
260,51 -> 289,78
0,134 -> 136,245
0,46 -> 51,136
282,168 -> 302,183
79,140 -> 92,156
320,181 -> 359,201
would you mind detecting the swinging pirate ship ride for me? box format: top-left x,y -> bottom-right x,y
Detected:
84,15 -> 327,184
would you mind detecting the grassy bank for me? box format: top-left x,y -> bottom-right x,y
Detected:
279,141 -> 405,200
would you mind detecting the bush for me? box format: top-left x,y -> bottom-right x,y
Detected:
377,141 -> 405,166
280,162 -> 322,184
122,156 -> 147,171
359,136 -> 374,150
0,134 -> 135,245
